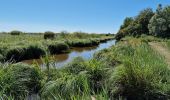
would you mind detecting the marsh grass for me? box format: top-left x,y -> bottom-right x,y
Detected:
1,34 -> 169,99
0,33 -> 113,62
48,42 -> 69,54
107,42 -> 170,99
5,45 -> 46,62
0,63 -> 42,99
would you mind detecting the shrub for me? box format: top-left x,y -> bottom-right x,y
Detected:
5,45 -> 45,62
5,47 -> 25,62
64,57 -> 86,74
41,73 -> 90,100
148,5 -> 170,37
10,30 -> 22,35
23,45 -> 46,60
70,39 -> 99,47
94,49 -> 120,67
91,39 -> 99,45
85,60 -> 108,93
48,42 -> 69,54
0,63 -> 42,99
116,8 -> 154,40
44,31 -> 55,39
72,32 -> 89,39
0,54 -> 4,62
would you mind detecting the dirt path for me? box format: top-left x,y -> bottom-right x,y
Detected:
149,42 -> 170,66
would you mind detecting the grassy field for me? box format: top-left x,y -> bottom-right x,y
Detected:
0,33 -> 113,62
0,34 -> 170,99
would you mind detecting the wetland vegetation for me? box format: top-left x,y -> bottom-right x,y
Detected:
0,3 -> 170,100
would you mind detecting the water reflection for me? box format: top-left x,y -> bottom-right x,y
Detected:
23,40 -> 115,67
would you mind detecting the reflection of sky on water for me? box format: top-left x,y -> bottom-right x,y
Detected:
23,40 -> 115,68
52,40 -> 115,67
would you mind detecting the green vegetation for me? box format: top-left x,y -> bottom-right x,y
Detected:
0,32 -> 113,62
0,63 -> 42,99
148,4 -> 170,37
44,31 -> 55,39
116,4 -> 170,40
48,42 -> 69,54
10,30 -> 23,35
0,3 -> 170,100
1,36 -> 170,99
5,45 -> 46,62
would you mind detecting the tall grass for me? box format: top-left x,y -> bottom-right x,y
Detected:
107,42 -> 170,99
0,63 -> 42,99
0,33 -> 113,62
1,34 -> 169,99
5,45 -> 46,62
48,42 -> 69,54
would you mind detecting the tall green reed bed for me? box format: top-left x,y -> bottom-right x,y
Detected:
40,38 -> 170,99
0,63 -> 42,99
1,36 -> 168,100
106,43 -> 170,99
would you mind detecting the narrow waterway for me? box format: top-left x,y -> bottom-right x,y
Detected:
23,40 -> 116,67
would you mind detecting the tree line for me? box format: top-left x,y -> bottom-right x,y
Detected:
115,4 -> 170,40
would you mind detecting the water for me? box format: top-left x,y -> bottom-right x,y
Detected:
23,40 -> 116,67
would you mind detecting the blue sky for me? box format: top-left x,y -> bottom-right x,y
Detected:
0,0 -> 169,33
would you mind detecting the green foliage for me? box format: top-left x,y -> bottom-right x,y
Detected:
48,42 -> 69,54
5,47 -> 25,62
107,43 -> 170,99
44,31 -> 55,39
10,30 -> 22,35
72,32 -> 90,39
64,57 -> 86,74
0,33 -> 113,62
68,39 -> 98,47
148,5 -> 170,37
120,17 -> 134,30
0,63 -> 42,99
85,59 -> 108,93
41,73 -> 90,100
135,8 -> 154,34
40,56 -> 115,99
0,54 -> 4,62
116,8 -> 154,40
5,45 -> 46,62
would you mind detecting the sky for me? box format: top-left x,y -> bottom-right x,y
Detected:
0,0 -> 169,33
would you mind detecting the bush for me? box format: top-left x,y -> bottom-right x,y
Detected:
64,57 -> 86,74
5,45 -> 45,62
0,54 -> 4,62
69,39 -> 99,47
23,45 -> 46,60
41,73 -> 90,99
48,42 -> 69,54
44,31 -> 55,39
10,30 -> 22,35
72,32 -> 89,39
85,60 -> 109,93
148,5 -> 170,37
116,8 -> 154,40
90,39 -> 99,45
0,63 -> 42,99
5,47 -> 25,62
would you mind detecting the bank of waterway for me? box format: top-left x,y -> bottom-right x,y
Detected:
23,40 -> 116,67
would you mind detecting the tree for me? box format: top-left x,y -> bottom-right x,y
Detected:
135,8 -> 154,34
148,5 -> 170,37
120,17 -> 134,29
115,8 -> 154,40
